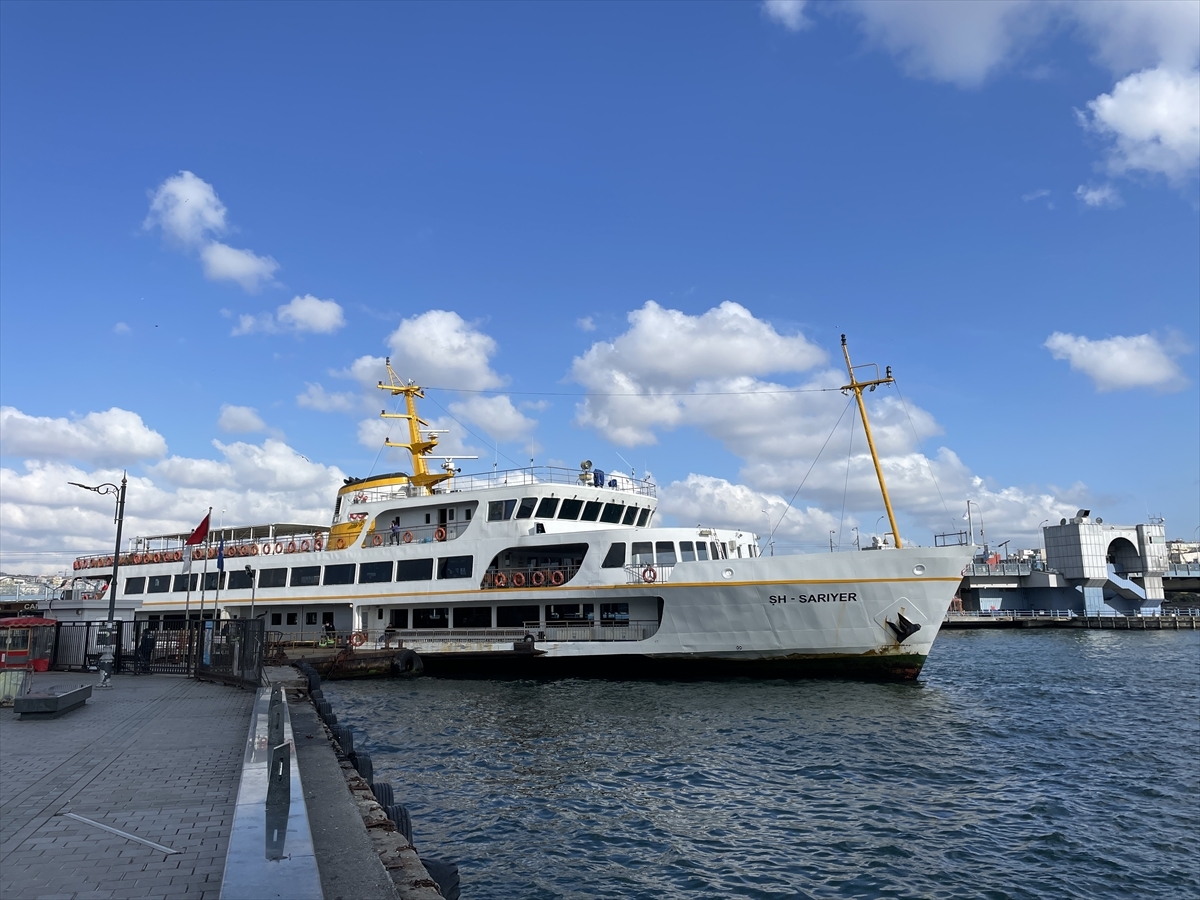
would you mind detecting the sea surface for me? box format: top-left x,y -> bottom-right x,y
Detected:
322,630 -> 1200,899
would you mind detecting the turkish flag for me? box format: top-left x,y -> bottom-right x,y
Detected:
185,513 -> 211,546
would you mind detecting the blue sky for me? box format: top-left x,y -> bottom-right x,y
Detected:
2,1 -> 1197,572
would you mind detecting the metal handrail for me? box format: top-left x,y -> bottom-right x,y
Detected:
625,563 -> 674,584
481,564 -> 581,589
946,608 -> 1200,619
342,465 -> 657,504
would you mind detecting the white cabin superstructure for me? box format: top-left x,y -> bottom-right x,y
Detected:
70,347 -> 972,680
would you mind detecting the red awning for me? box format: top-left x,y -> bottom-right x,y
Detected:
0,617 -> 57,627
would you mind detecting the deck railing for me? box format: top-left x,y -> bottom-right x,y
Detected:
481,564 -> 582,590
271,621 -> 661,646
343,465 -> 657,505
625,563 -> 674,585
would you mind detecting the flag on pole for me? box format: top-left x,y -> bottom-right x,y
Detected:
217,538 -> 225,572
185,513 -> 211,546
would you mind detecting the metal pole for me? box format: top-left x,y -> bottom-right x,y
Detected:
840,335 -> 902,549
107,473 -> 126,623
966,501 -> 975,546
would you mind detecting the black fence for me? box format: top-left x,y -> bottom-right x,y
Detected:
51,619 -> 263,686
195,618 -> 265,688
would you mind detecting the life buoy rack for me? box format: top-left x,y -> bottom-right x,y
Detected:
403,531 -> 413,543
550,570 -> 565,586
372,534 -> 383,547
434,527 -> 447,542
511,571 -> 526,588
494,572 -> 507,588
351,631 -> 366,647
336,538 -> 346,550
531,571 -> 546,587
642,566 -> 657,583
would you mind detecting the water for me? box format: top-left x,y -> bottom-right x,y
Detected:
323,630 -> 1200,899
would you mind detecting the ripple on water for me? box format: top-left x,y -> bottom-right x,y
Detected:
322,630 -> 1200,899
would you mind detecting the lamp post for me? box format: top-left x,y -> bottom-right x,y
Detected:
852,526 -> 860,551
68,472 -> 127,687
964,501 -> 977,546
245,564 -> 256,622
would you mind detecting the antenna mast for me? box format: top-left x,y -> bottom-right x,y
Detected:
840,335 -> 902,549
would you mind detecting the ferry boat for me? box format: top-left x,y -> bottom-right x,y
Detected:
70,339 -> 971,680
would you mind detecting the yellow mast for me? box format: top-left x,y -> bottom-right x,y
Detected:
376,358 -> 451,494
840,335 -> 902,549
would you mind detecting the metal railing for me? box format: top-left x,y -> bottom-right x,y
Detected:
947,608 -> 1200,619
962,563 -> 1033,577
359,521 -> 469,546
271,621 -> 661,646
625,563 -> 674,585
195,618 -> 265,688
340,465 -> 657,505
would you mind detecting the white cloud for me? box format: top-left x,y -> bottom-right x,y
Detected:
144,171 -> 280,294
1080,66 -> 1200,183
297,383 -> 361,413
232,295 -> 345,337
762,0 -> 810,33
113,322 -> 131,335
0,407 -> 167,465
356,413 -> 481,460
1044,332 -> 1189,392
217,404 -> 266,434
1070,1 -> 1199,76
571,301 -> 827,446
576,316 -> 596,332
1074,183 -> 1122,207
143,170 -> 228,245
1021,188 -> 1050,202
276,294 -> 345,334
661,474 -> 837,543
449,395 -> 537,443
845,0 -> 1044,87
200,242 -> 279,292
385,310 -> 504,390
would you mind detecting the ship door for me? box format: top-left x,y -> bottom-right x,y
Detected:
438,508 -> 448,527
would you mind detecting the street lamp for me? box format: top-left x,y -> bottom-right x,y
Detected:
68,472 -> 127,687
245,564 -> 257,622
963,500 -> 982,547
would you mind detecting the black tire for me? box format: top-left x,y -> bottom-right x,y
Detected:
310,689 -> 324,703
421,858 -> 460,900
372,781 -> 394,809
395,648 -> 424,675
522,633 -> 535,644
388,803 -> 413,844
336,726 -> 353,755
324,711 -> 337,728
356,750 -> 373,785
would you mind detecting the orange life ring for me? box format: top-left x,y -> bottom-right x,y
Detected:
351,632 -> 366,647
314,538 -> 323,550
103,556 -> 112,567
550,570 -> 565,586
275,542 -> 284,555
172,550 -> 180,561
642,566 -> 657,583
250,544 -> 259,556
262,543 -> 272,555
403,531 -> 413,543
372,534 -> 383,547
210,547 -> 219,559
73,559 -> 81,570
193,548 -> 204,561
511,571 -> 526,588
286,542 -> 296,554
131,554 -> 141,565
434,527 -> 447,542
301,540 -> 311,552
336,538 -> 346,550
494,572 -> 507,588
532,571 -> 546,587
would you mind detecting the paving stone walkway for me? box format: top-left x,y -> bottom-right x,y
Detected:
0,672 -> 255,900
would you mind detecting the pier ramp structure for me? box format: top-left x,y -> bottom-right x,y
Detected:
959,511 -> 1167,615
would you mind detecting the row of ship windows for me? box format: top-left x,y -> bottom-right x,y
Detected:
487,497 -> 652,527
124,556 -> 473,595
267,603 -> 632,629
600,540 -> 729,567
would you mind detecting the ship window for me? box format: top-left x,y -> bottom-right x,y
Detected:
426,513 -> 431,524
631,542 -> 653,565
636,508 -> 651,527
453,606 -> 491,628
622,506 -> 638,525
413,607 -> 448,628
389,609 -> 408,628
203,572 -> 225,591
360,561 -> 393,583
290,566 -> 320,587
712,542 -> 725,560
679,541 -> 695,562
504,499 -> 517,519
125,577 -> 146,595
270,613 -> 282,626
324,564 -> 355,585
288,612 -> 299,626
600,602 -> 629,626
438,556 -> 473,579
497,605 -> 539,627
581,501 -> 602,522
536,497 -> 560,518
260,568 -> 287,588
227,570 -> 254,590
173,573 -> 198,592
148,575 -> 171,594
696,542 -> 708,561
600,503 -> 624,524
515,498 -> 537,519
322,612 -> 334,628
397,559 -> 434,582
558,499 -> 583,520
601,543 -> 626,568
488,501 -> 504,520
546,604 -> 581,621
465,508 -> 471,520
656,542 -> 677,565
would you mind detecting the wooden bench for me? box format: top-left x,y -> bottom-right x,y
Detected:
14,685 -> 92,719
